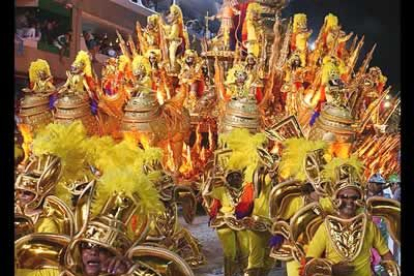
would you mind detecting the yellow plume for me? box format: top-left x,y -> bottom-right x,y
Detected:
293,13 -> 307,32
74,50 -> 92,77
29,59 -> 52,84
132,55 -> 152,75
278,138 -> 327,181
91,138 -> 164,217
118,55 -> 131,72
219,128 -> 266,181
32,121 -> 92,184
325,13 -> 339,29
321,155 -> 364,182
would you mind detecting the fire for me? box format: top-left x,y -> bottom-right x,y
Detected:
165,143 -> 176,171
156,90 -> 165,105
17,124 -> 33,164
200,147 -> 206,162
179,144 -> 194,176
194,124 -> 202,153
208,125 -> 214,151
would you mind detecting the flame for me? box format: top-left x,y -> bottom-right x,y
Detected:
165,143 -> 176,171
156,90 -> 165,105
200,147 -> 206,162
17,124 -> 33,164
194,124 -> 202,153
208,125 -> 214,151
179,144 -> 194,176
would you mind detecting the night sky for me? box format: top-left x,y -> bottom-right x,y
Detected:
282,0 -> 401,91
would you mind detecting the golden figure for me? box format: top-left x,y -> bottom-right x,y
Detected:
121,55 -> 191,172
142,14 -> 162,54
208,0 -> 240,51
19,59 -> 55,132
178,49 -> 205,110
291,14 -> 312,66
242,3 -> 263,58
322,14 -> 353,58
54,51 -> 99,135
161,4 -> 190,73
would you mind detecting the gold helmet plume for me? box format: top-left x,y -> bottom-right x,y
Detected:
219,128 -> 267,181
28,59 -> 52,85
324,13 -> 339,29
132,55 -> 152,76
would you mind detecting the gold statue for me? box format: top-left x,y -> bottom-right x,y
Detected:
18,59 -> 55,132
291,14 -> 312,66
242,3 -> 263,58
161,4 -> 190,73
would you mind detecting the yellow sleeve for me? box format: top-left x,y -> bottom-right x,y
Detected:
370,221 -> 390,256
319,197 -> 334,213
306,223 -> 327,258
35,218 -> 60,234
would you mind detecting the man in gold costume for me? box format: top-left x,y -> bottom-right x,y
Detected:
302,163 -> 400,276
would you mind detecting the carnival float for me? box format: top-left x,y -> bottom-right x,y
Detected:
14,0 -> 401,276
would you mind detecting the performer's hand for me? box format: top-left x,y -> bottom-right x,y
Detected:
332,261 -> 354,276
104,256 -> 133,275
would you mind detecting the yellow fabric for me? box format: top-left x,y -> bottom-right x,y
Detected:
286,260 -> 300,276
307,219 -> 390,276
251,175 -> 272,217
217,227 -> 249,261
16,269 -> 59,276
211,186 -> 235,214
246,230 -> 274,270
35,217 -> 60,234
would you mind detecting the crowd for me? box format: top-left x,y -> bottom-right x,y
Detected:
83,31 -> 122,60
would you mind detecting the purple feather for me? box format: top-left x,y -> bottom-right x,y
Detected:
309,111 -> 320,126
49,94 -> 57,109
90,99 -> 98,115
269,235 -> 284,247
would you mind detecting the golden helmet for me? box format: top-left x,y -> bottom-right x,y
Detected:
293,13 -> 308,32
15,154 -> 62,210
331,163 -> 364,199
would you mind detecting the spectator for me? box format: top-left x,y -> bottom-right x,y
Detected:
53,31 -> 71,61
388,173 -> 401,202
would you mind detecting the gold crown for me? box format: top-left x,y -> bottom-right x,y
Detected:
332,163 -> 363,199
15,154 -> 62,210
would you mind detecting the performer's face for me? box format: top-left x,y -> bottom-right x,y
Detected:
81,242 -> 113,276
337,187 -> 360,218
16,190 -> 35,206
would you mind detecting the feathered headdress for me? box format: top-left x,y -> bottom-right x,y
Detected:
293,13 -> 308,32
29,59 -> 52,84
324,13 -> 339,30
32,121 -> 92,185
246,3 -> 262,20
219,128 -> 267,181
278,138 -> 328,181
132,55 -> 152,76
90,138 -> 164,218
73,50 -> 92,77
